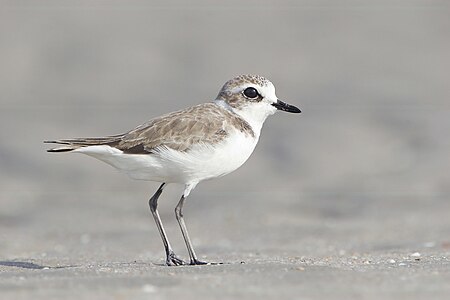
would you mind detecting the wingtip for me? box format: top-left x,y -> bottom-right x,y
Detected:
45,141 -> 76,152
47,148 -> 74,153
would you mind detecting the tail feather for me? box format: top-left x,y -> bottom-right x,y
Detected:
44,135 -> 123,153
46,146 -> 79,153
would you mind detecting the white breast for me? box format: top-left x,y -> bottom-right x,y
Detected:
74,128 -> 258,185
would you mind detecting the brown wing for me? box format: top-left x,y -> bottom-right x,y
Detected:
116,103 -> 231,154
46,103 -> 253,154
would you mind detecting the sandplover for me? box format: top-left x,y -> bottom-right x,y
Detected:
45,74 -> 301,266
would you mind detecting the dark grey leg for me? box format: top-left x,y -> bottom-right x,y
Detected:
149,183 -> 185,266
175,195 -> 207,265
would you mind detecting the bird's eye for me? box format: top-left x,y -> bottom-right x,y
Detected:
243,87 -> 259,99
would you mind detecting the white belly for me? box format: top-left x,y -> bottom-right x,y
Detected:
74,130 -> 258,184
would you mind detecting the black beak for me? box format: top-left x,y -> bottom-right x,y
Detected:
271,99 -> 301,113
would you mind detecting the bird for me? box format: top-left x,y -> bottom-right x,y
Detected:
45,74 -> 301,266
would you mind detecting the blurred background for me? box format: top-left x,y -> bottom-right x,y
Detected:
0,0 -> 449,262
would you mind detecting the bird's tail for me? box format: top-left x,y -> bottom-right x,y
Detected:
44,136 -> 122,153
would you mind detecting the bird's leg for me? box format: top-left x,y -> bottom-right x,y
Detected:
148,183 -> 185,266
175,192 -> 208,265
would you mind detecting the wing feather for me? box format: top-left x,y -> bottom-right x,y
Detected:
46,103 -> 253,154
117,103 -> 232,153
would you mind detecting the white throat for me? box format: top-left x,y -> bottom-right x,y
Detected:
235,104 -> 276,138
215,99 -> 276,139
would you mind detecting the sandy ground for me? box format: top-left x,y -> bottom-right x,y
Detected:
1,190 -> 450,300
1,1 -> 449,299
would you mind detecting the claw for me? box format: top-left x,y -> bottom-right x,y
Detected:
190,259 -> 208,265
166,251 -> 186,266
189,259 -> 223,266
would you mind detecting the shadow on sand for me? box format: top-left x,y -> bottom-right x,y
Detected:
0,261 -> 73,269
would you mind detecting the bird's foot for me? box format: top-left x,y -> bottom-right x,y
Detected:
189,258 -> 223,266
165,251 -> 186,266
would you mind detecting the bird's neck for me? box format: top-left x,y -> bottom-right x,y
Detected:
214,100 -> 271,138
